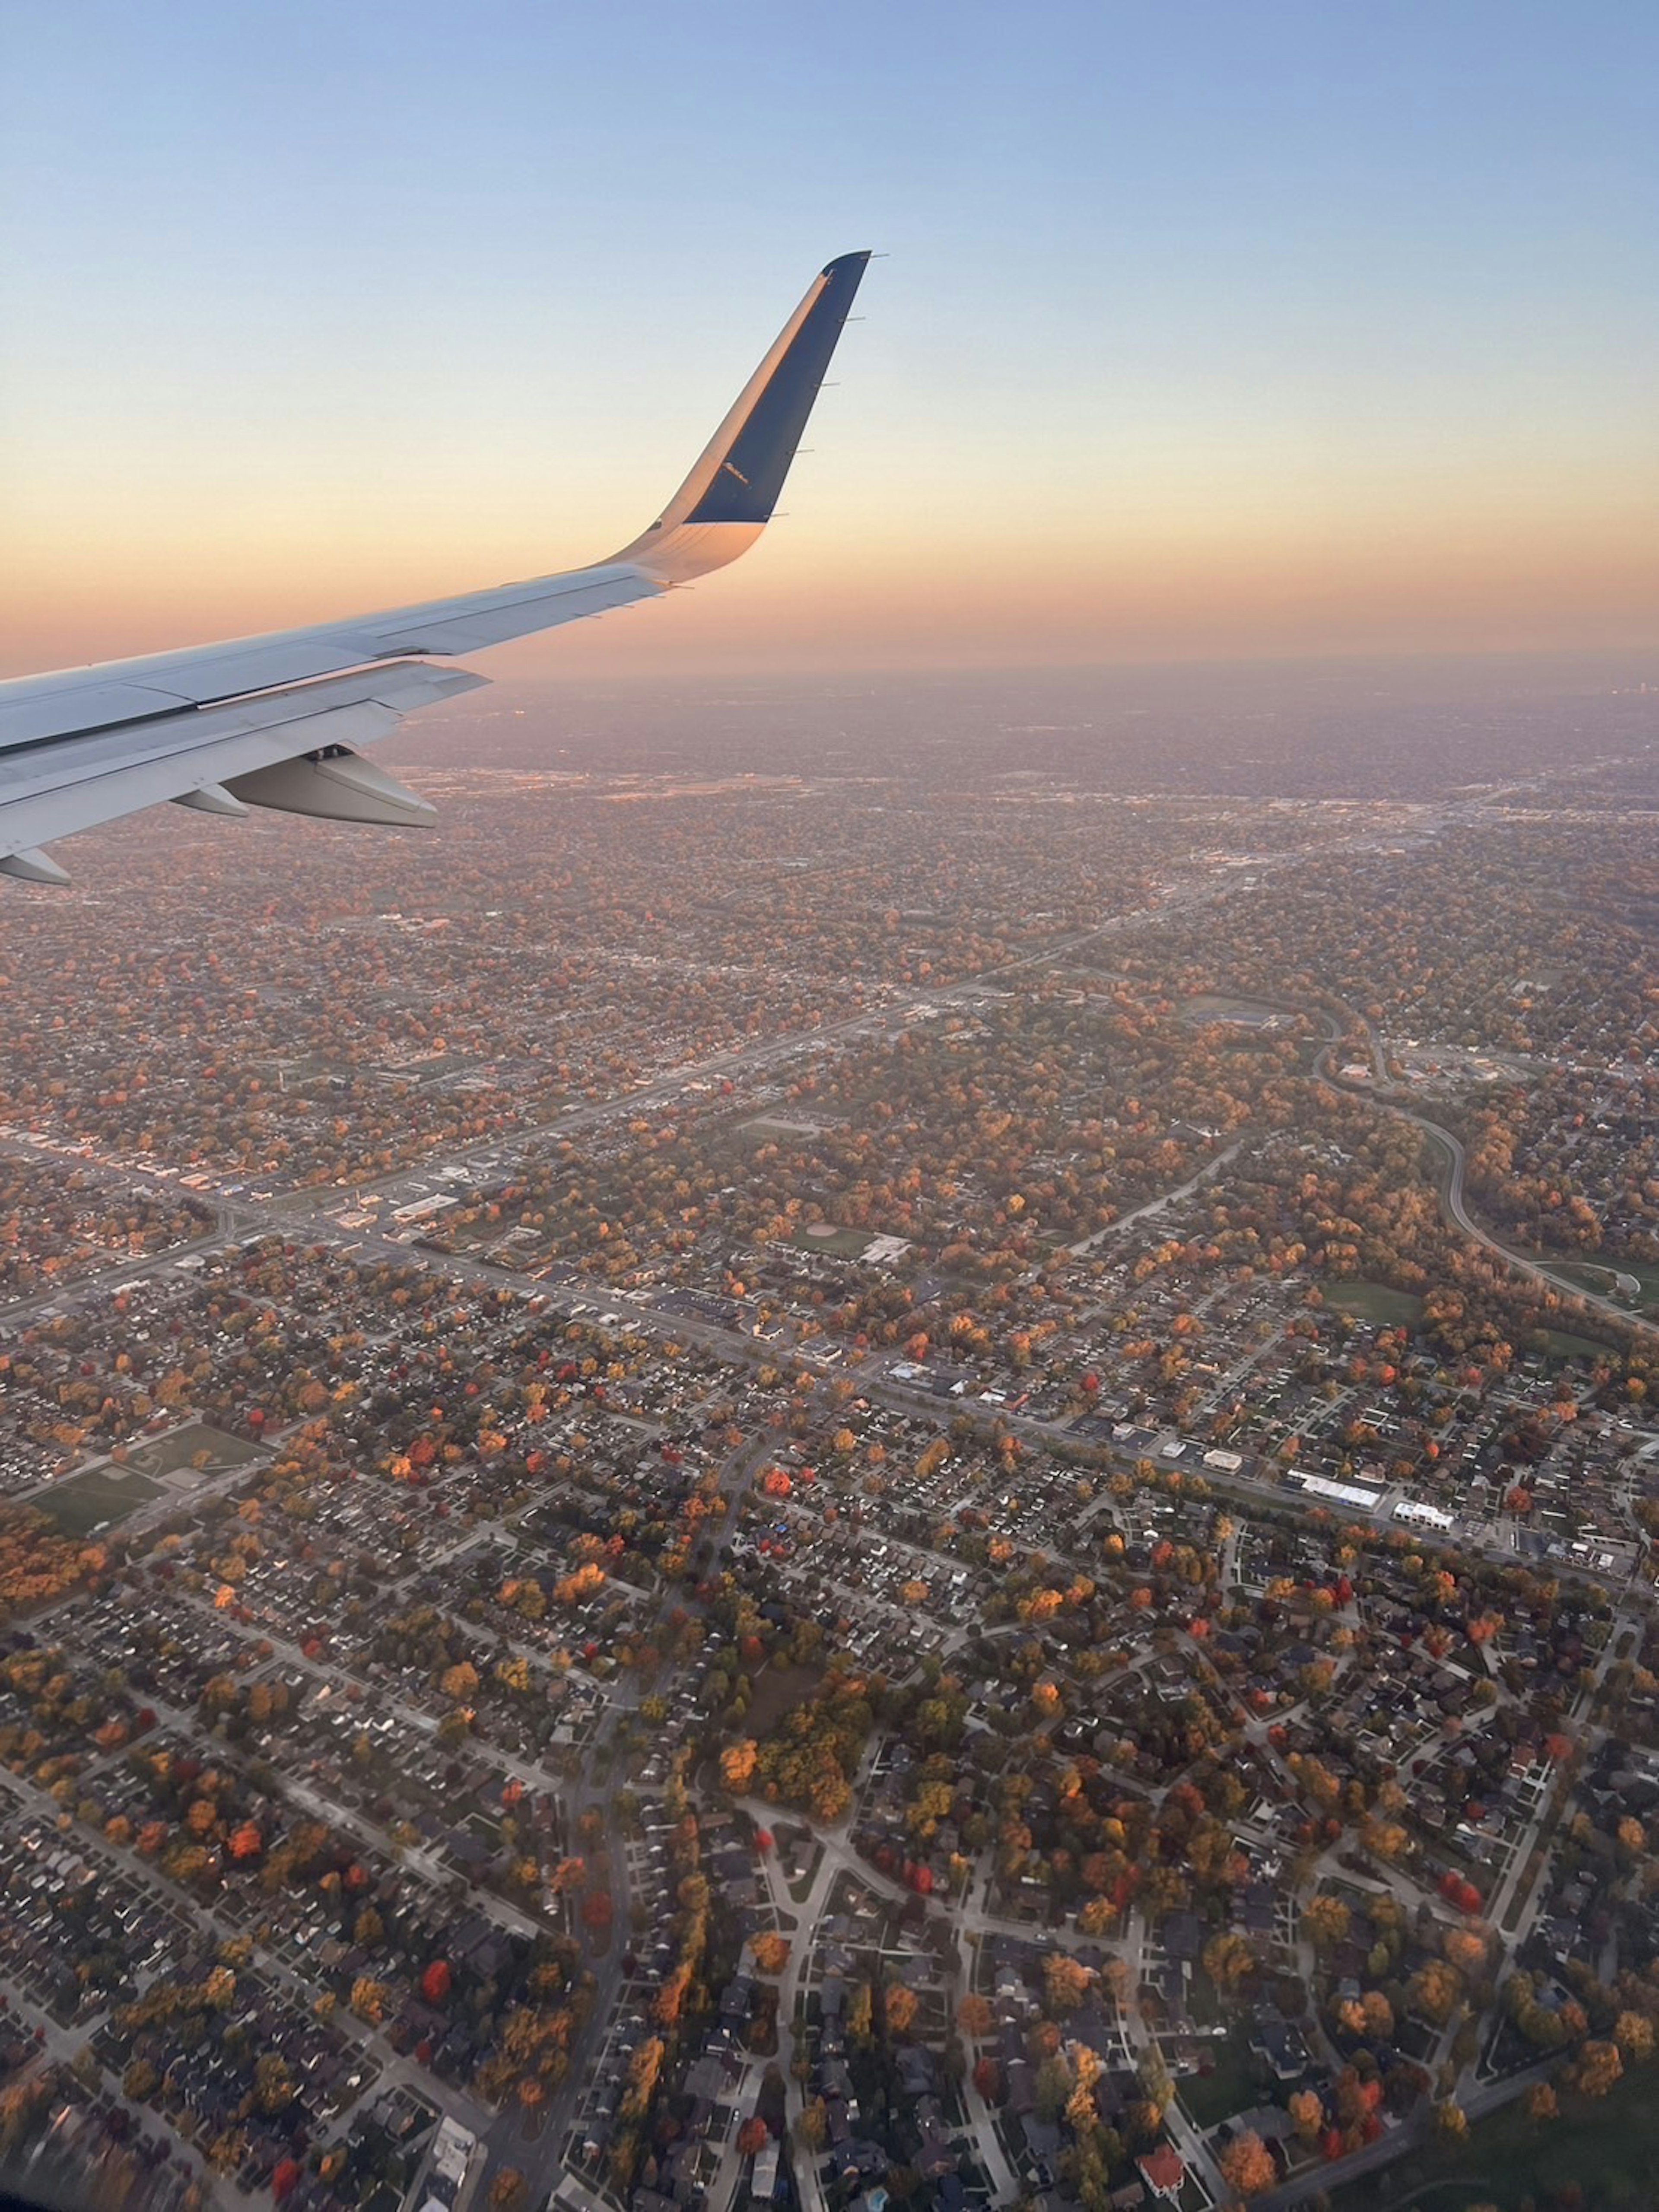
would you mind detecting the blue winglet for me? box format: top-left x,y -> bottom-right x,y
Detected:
683,251 -> 871,527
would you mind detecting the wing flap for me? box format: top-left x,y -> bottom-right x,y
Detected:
0,663 -> 482,863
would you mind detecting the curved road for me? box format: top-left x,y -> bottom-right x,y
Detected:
1401,1109 -> 1656,1340
1309,1019 -> 1657,1346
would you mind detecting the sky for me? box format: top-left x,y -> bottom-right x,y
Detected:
3,0 -> 1656,678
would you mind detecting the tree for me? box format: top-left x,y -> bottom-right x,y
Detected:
1203,1931 -> 1256,1990
1219,2132 -> 1278,2198
254,2054 -> 295,2113
1525,2082 -> 1558,2123
1409,1959 -> 1461,2025
1137,2044 -> 1173,2115
622,2036 -> 664,2120
1573,2041 -> 1624,2098
1443,1927 -> 1487,1977
958,1994 -> 995,2039
885,1984 -> 919,2037
721,1739 -> 759,1792
208,2126 -> 249,2177
421,1959 -> 452,2005
122,2059 -> 159,2102
1043,1952 -> 1093,2015
350,1976 -> 388,2024
737,2118 -> 771,2158
1303,1895 -> 1352,1951
488,2171 -> 528,2212
751,1932 -> 790,1975
1288,2089 -> 1323,2145
1433,2100 -> 1468,2141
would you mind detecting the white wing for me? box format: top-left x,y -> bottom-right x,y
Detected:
0,251 -> 871,884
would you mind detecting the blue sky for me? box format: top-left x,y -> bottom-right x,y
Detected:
3,0 -> 1656,671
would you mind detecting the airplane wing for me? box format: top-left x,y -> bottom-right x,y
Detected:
0,249 -> 871,885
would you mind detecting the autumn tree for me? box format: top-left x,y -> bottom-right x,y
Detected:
1573,2040 -> 1624,2098
1203,1931 -> 1256,1991
621,2036 -> 664,2119
350,1976 -> 388,2024
1043,1952 -> 1093,2016
1303,1894 -> 1351,1951
254,2054 -> 295,2114
1288,2089 -> 1323,2145
721,1739 -> 759,1793
1219,2131 -> 1278,2199
1408,1959 -> 1461,2026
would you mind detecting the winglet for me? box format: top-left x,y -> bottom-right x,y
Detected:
610,250 -> 871,584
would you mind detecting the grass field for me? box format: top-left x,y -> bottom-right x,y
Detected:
37,1465 -> 163,1534
1325,1279 -> 1426,1327
1539,1327 -> 1614,1361
1330,2069 -> 1657,2211
787,1223 -> 878,1260
1541,1258 -> 1659,1320
1179,2022 -> 1263,2129
744,1661 -> 825,1738
1179,994 -> 1290,1028
125,1421 -> 263,1479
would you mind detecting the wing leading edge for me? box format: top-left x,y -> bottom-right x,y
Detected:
0,249 -> 871,883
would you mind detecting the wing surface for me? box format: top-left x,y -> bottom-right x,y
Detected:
0,250 -> 870,882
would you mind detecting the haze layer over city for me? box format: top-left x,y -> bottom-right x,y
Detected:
3,6 -> 1659,2212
